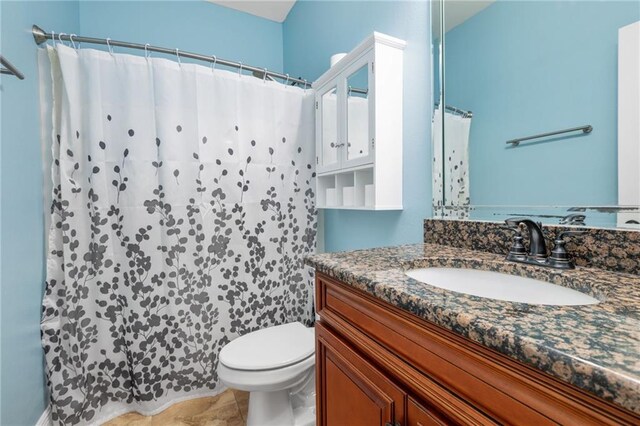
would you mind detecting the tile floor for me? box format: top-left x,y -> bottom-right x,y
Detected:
103,389 -> 249,426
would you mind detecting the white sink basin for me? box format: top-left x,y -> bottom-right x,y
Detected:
405,267 -> 599,306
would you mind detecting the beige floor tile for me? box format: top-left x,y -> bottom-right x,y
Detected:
103,411 -> 153,426
104,390 -> 247,426
231,389 -> 249,422
231,390 -> 249,404
211,390 -> 238,410
238,400 -> 249,423
236,399 -> 248,423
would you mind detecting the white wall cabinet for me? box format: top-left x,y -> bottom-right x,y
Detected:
313,32 -> 406,210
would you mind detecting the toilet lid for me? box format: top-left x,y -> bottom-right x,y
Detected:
219,322 -> 314,371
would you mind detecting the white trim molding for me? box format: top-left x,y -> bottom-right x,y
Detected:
35,405 -> 52,426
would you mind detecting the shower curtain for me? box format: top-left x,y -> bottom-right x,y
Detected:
432,107 -> 471,219
38,44 -> 316,425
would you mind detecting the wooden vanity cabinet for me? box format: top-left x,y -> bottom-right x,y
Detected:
314,273 -> 640,426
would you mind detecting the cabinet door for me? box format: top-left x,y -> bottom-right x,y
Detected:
316,84 -> 342,174
343,53 -> 375,169
316,322 -> 405,426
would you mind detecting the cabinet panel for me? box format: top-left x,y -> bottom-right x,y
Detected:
346,64 -> 370,161
317,85 -> 341,173
316,322 -> 405,426
343,54 -> 374,169
324,358 -> 385,426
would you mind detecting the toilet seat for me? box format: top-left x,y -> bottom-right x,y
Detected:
220,322 -> 314,371
218,352 -> 315,392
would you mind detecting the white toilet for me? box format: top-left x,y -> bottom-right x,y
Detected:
218,322 -> 316,426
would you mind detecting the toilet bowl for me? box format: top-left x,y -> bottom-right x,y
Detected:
218,322 -> 316,426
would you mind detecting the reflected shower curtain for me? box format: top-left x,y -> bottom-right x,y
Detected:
38,45 -> 316,425
432,107 -> 471,219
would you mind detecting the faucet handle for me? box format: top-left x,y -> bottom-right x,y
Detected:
501,225 -> 527,259
549,230 -> 586,269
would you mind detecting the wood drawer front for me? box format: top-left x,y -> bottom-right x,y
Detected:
316,273 -> 639,425
316,322 -> 405,426
408,397 -> 448,426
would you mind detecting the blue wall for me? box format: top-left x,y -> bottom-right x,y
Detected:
445,0 -> 640,206
1,2 -> 284,424
283,0 -> 432,252
1,3 -> 80,424
78,1 -> 284,73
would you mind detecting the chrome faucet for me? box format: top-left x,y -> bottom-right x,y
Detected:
503,217 -> 584,269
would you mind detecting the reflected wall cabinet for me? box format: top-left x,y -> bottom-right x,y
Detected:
313,32 -> 405,210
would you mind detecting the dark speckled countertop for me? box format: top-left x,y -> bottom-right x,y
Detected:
305,243 -> 640,414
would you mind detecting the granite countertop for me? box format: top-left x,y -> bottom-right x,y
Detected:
305,243 -> 640,414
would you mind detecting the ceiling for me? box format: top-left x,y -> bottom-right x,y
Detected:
209,0 -> 494,32
432,0 -> 495,37
208,0 -> 297,23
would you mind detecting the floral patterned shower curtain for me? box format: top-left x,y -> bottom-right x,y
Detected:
38,44 -> 316,425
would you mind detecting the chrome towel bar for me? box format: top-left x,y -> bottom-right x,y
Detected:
506,125 -> 592,147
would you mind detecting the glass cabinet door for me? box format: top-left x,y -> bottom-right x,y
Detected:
345,62 -> 372,166
319,86 -> 341,171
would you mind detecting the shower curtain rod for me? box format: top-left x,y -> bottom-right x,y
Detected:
0,55 -> 25,79
31,25 -> 311,88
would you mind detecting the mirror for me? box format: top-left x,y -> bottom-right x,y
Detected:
433,0 -> 640,229
321,86 -> 339,168
346,64 -> 370,161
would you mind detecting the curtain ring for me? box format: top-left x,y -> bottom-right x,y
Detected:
238,62 -> 243,77
211,55 -> 217,72
106,38 -> 114,56
263,68 -> 268,83
58,32 -> 67,47
175,48 -> 181,66
303,79 -> 308,93
144,43 -> 150,59
285,73 -> 290,86
51,31 -> 56,47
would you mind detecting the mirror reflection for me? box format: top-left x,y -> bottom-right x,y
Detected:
433,0 -> 640,228
321,86 -> 339,168
346,65 -> 370,161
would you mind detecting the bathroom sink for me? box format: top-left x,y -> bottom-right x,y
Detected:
405,268 -> 599,306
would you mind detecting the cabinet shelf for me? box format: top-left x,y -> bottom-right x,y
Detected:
316,167 -> 402,210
